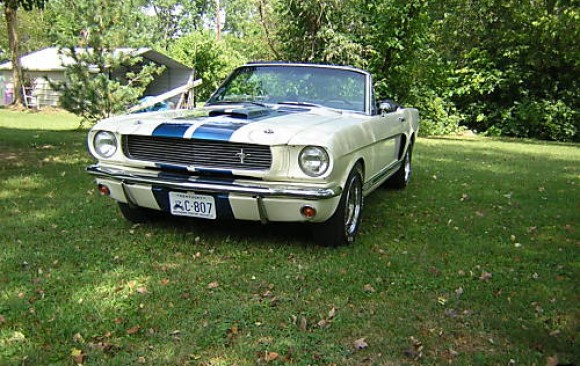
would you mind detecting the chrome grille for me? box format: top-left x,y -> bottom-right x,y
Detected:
123,135 -> 272,170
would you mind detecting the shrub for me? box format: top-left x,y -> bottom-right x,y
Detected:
492,99 -> 578,141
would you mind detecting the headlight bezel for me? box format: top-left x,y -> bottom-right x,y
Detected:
93,131 -> 118,159
298,146 -> 330,177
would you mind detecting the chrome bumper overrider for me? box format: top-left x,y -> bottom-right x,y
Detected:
86,165 -> 342,199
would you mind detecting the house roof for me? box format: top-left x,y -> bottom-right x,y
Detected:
0,47 -> 192,72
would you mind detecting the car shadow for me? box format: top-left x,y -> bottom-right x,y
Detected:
151,213 -> 315,247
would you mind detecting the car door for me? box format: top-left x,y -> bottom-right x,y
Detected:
360,108 -> 404,185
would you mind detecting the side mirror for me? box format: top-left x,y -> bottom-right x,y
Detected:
378,100 -> 400,114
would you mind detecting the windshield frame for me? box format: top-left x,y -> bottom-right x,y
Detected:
206,63 -> 372,115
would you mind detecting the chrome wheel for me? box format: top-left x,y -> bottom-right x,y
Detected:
386,143 -> 413,189
314,165 -> 364,246
403,149 -> 412,183
344,173 -> 363,238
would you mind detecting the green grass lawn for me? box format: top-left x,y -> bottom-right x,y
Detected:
0,110 -> 578,365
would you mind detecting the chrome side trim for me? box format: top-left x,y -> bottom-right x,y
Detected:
87,165 -> 342,200
363,160 -> 402,193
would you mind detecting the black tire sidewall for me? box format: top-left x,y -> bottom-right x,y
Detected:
314,165 -> 364,246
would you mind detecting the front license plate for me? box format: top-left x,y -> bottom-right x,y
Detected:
169,191 -> 216,219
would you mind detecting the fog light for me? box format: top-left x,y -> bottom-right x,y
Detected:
97,184 -> 110,196
301,206 -> 317,218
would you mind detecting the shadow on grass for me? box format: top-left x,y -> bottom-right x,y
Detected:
148,214 -> 314,247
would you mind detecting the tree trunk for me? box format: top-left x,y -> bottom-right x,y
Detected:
5,4 -> 23,107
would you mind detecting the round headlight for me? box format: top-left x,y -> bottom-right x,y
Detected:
93,131 -> 118,158
299,146 -> 330,177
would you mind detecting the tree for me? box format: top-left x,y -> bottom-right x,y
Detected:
431,0 -> 579,140
168,30 -> 245,100
45,0 -> 150,48
141,0 -> 211,49
1,0 -> 48,107
50,0 -> 164,123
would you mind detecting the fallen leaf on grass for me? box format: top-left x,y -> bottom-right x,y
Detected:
317,319 -> 330,328
363,284 -> 376,293
8,331 -> 26,344
208,281 -> 219,289
88,341 -> 118,354
126,325 -> 141,335
353,337 -> 368,350
428,267 -> 441,276
404,336 -> 423,360
160,278 -> 170,285
0,315 -> 5,324
299,316 -> 308,331
546,355 -> 559,366
257,351 -> 279,362
71,348 -> 87,365
479,271 -> 492,281
226,324 -> 238,341
72,333 -> 85,343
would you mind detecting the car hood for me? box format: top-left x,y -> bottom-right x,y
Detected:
95,105 -> 365,147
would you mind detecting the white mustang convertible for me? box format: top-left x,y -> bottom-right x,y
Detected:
87,63 -> 420,246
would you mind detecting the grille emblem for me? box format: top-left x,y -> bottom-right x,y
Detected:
236,148 -> 251,164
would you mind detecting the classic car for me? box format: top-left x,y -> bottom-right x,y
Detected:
87,62 -> 420,246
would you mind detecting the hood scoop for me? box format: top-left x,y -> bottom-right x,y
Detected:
209,107 -> 272,120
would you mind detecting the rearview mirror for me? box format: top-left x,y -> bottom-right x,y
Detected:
378,100 -> 400,114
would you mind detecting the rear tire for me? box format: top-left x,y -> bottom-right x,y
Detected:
313,165 -> 364,247
386,144 -> 413,189
118,202 -> 160,223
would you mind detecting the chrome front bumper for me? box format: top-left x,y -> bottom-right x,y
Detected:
86,165 -> 342,200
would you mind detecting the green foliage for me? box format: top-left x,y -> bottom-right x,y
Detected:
0,0 -> 48,11
45,0 -> 151,48
434,0 -> 579,140
0,6 -> 51,53
48,0 -> 164,123
168,31 -> 246,100
409,91 -> 464,136
272,0 -> 369,67
140,0 -> 211,49
489,99 -> 578,141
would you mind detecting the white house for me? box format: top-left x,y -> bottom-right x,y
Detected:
0,47 -> 193,108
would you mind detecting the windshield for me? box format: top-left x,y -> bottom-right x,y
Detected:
207,65 -> 367,113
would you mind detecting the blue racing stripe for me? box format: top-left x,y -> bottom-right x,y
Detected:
152,123 -> 191,138
192,122 -> 244,141
152,186 -> 171,212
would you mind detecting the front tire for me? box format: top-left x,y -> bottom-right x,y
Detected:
313,165 -> 364,247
